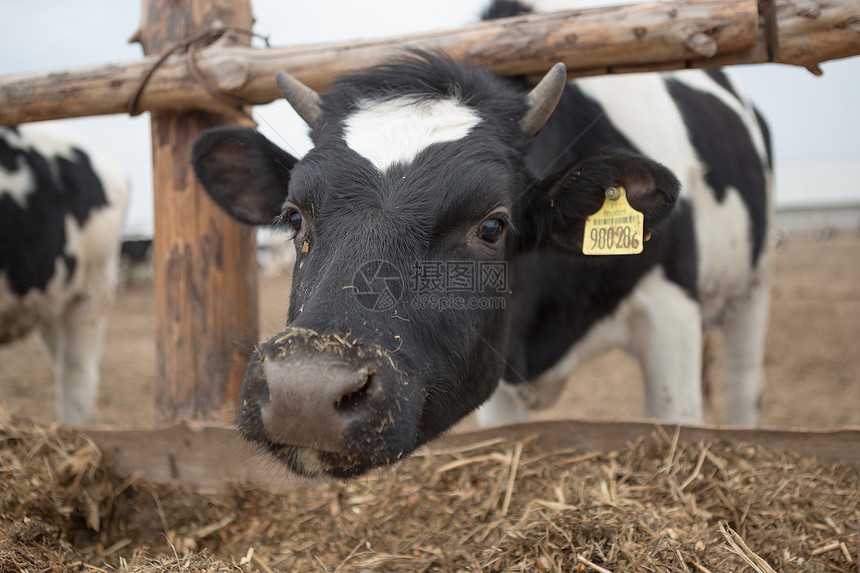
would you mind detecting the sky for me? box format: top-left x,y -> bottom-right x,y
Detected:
1,0 -> 858,237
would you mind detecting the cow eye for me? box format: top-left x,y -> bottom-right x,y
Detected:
287,210 -> 303,233
280,202 -> 304,236
477,217 -> 505,244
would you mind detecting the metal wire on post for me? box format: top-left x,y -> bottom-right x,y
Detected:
128,26 -> 269,117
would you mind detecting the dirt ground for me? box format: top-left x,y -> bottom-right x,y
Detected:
1,233 -> 859,430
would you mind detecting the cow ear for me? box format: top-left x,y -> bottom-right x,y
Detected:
191,126 -> 298,225
520,151 -> 681,253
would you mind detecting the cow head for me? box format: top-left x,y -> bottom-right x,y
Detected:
192,52 -> 679,478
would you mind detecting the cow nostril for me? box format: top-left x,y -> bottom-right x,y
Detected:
334,371 -> 374,412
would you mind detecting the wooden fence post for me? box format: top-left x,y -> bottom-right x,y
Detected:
138,0 -> 259,423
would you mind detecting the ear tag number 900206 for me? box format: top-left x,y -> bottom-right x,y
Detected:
583,186 -> 645,256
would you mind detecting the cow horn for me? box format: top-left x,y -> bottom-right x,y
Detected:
520,63 -> 568,136
276,71 -> 323,128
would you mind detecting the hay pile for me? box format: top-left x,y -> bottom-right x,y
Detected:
1,411 -> 858,572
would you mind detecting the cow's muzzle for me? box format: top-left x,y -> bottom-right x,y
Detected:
237,327 -> 419,478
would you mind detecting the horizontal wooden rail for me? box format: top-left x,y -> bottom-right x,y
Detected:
85,419 -> 860,491
2,0 -> 857,126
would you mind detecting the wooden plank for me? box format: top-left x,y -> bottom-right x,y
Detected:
87,422 -> 298,493
433,420 -> 860,468
777,0 -> 860,73
85,420 -> 860,492
141,0 -> 259,423
2,0 -> 825,126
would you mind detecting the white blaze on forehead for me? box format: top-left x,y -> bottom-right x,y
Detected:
342,96 -> 482,172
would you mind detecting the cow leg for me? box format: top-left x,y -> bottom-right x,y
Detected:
721,277 -> 769,426
628,269 -> 704,424
475,380 -> 530,427
35,319 -> 62,365
50,295 -> 108,425
701,329 -> 720,412
36,321 -> 67,415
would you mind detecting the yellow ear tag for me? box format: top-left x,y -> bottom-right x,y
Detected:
582,186 -> 644,255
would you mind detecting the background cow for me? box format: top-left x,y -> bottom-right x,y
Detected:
1,124 -> 128,424
119,237 -> 153,284
191,7 -> 770,478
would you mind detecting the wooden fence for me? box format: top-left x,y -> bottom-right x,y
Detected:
2,0 -> 859,423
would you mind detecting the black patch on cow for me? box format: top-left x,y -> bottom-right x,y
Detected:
62,253 -> 77,285
665,79 -> 768,265
0,128 -> 22,171
505,198 -> 695,382
0,133 -> 109,295
482,0 -> 532,19
59,150 -> 110,226
659,199 -> 697,298
755,108 -> 774,169
121,239 -> 153,262
705,69 -> 740,101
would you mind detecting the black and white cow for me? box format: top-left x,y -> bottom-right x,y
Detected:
191,5 -> 771,478
1,125 -> 128,424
